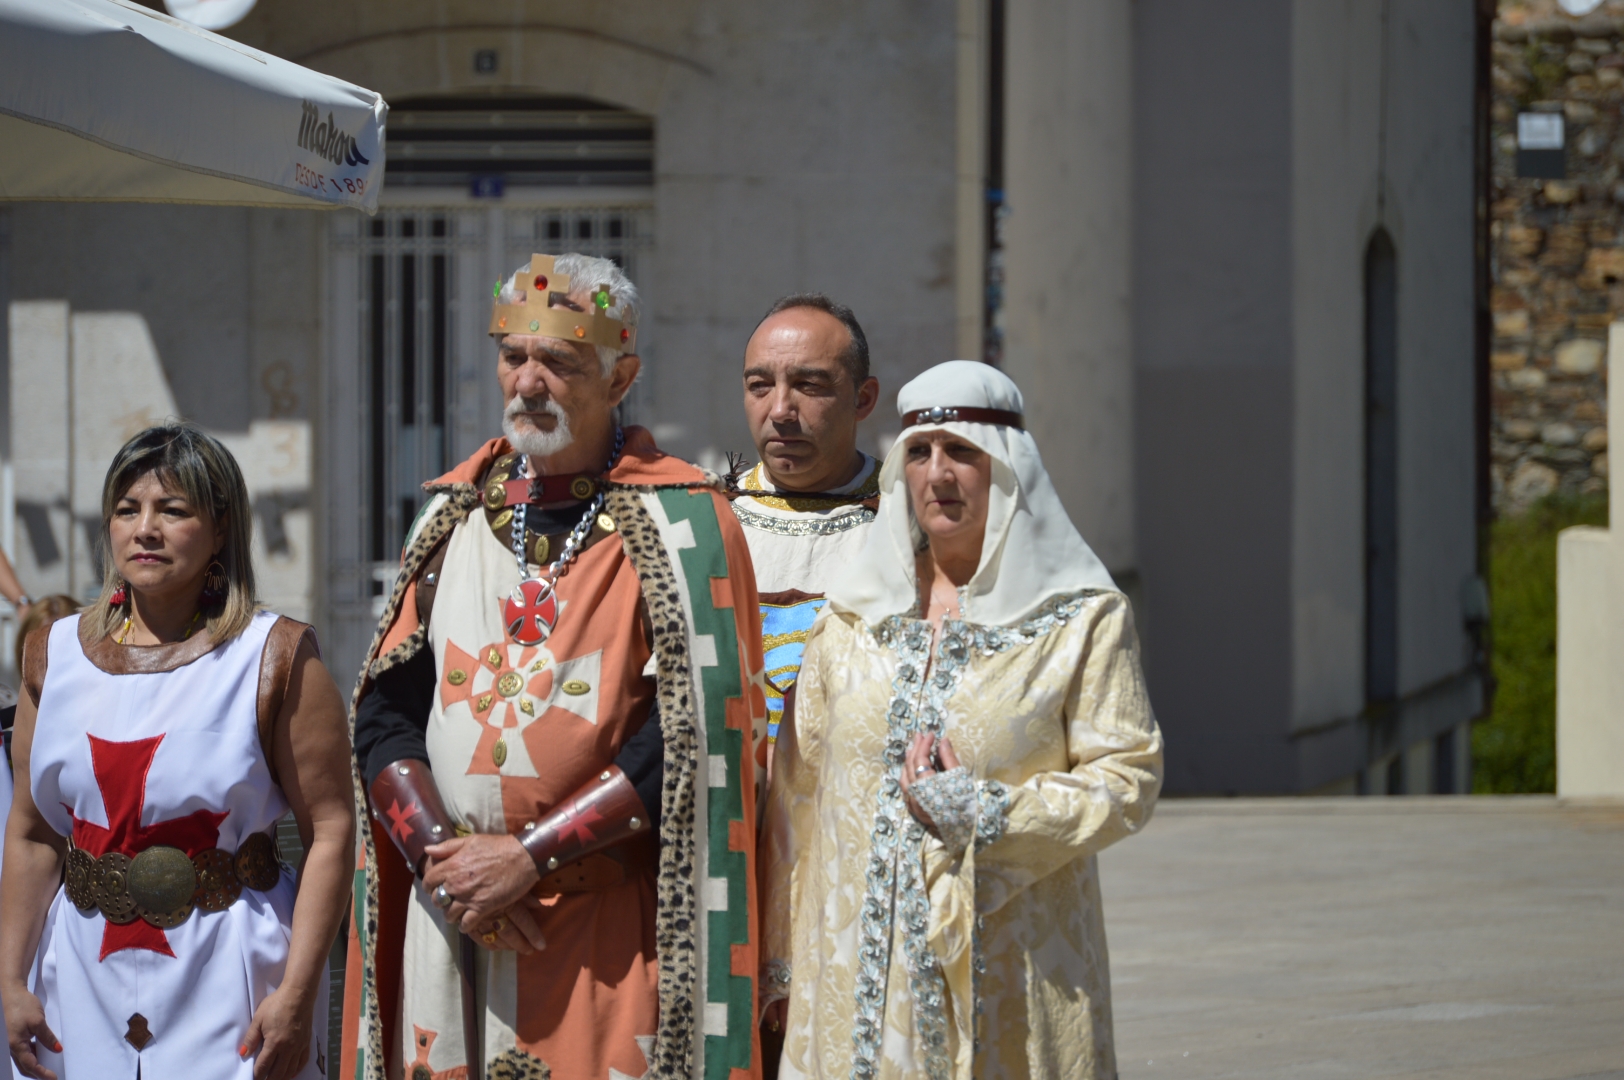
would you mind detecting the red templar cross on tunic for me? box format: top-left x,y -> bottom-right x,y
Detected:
68,734 -> 229,959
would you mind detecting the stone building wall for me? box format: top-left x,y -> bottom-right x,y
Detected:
1491,1 -> 1621,511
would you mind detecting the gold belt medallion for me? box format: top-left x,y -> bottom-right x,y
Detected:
66,832 -> 283,929
234,832 -> 283,892
94,853 -> 138,924
128,845 -> 198,928
194,848 -> 243,912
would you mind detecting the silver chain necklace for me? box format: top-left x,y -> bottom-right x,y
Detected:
509,425 -> 624,583
502,427 -> 624,645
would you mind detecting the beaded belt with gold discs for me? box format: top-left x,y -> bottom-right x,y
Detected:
64,832 -> 283,929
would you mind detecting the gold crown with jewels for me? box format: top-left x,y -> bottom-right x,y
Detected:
488,254 -> 637,352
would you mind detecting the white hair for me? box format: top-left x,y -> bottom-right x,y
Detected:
496,252 -> 640,375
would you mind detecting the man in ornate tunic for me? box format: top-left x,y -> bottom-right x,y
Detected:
731,295 -> 881,745
342,254 -> 769,1080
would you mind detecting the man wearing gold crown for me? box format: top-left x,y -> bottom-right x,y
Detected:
342,253 -> 769,1080
731,295 -> 881,754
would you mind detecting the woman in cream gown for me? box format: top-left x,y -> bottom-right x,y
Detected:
762,361 -> 1163,1080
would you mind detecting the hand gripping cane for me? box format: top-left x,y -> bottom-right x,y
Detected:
370,760 -> 483,1080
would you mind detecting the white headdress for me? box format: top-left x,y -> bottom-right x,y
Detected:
827,360 -> 1117,627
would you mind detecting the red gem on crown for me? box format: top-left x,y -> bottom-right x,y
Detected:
620,328 -> 630,343
533,274 -> 548,291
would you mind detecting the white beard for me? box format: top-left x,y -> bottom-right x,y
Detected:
503,398 -> 575,458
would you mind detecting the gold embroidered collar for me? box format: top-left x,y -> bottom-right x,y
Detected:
738,462 -> 879,513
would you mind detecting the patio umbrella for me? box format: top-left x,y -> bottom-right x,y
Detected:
0,0 -> 385,211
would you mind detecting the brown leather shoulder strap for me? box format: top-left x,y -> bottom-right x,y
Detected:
22,622 -> 52,707
414,534 -> 453,628
258,617 -> 319,786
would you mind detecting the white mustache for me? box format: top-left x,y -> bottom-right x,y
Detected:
505,397 -> 565,423
503,397 -> 574,457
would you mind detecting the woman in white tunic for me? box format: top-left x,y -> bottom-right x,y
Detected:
761,361 -> 1164,1080
0,423 -> 355,1080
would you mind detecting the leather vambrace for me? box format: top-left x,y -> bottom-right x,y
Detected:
370,759 -> 458,878
519,765 -> 651,876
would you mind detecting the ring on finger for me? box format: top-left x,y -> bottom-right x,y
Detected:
481,929 -> 499,945
432,884 -> 455,909
492,915 -> 508,933
914,765 -> 929,776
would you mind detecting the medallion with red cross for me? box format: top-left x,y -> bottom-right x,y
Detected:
69,734 -> 229,959
504,578 -> 559,646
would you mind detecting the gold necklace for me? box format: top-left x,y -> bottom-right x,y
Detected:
116,609 -> 202,645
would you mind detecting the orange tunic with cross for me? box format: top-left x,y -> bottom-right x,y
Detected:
345,430 -> 770,1080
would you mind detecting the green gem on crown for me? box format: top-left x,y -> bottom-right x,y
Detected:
593,289 -> 611,310
493,280 -> 501,298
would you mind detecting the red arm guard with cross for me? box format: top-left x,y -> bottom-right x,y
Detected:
517,764 -> 651,876
369,758 -> 457,878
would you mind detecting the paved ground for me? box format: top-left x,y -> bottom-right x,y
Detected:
1098,797 -> 1624,1080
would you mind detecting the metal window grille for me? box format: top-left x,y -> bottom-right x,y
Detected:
355,206 -> 652,617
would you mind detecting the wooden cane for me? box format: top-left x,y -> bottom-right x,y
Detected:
460,933 -> 481,1080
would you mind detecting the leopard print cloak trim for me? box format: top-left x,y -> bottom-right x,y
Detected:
603,486 -> 704,1079
348,477 -> 718,1080
600,467 -> 725,494
347,483 -> 480,1080
488,1046 -> 551,1080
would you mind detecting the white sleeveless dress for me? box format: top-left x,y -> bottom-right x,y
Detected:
25,611 -> 327,1080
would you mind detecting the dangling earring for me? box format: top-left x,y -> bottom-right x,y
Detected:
201,559 -> 227,605
110,579 -> 128,607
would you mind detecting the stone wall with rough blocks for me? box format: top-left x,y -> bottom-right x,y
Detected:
1491,0 -> 1623,511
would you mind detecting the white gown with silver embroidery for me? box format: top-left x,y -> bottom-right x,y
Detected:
763,591 -> 1162,1080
